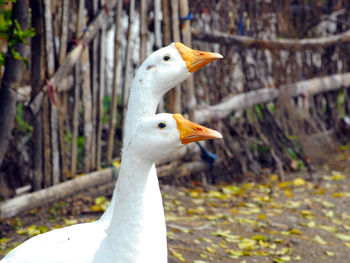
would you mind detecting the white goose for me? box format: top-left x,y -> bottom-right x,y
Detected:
99,42 -> 223,258
1,113 -> 222,263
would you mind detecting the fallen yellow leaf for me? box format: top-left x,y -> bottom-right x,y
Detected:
293,178 -> 306,187
313,235 -> 327,245
335,233 -> 350,241
206,246 -> 216,253
325,251 -> 335,256
331,171 -> 346,180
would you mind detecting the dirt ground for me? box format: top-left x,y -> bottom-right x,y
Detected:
1,159 -> 350,262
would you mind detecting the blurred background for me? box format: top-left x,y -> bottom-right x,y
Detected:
0,0 -> 350,202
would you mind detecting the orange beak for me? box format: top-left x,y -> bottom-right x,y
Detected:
173,114 -> 223,144
174,42 -> 223,73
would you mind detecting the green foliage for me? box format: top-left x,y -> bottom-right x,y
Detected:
16,102 -> 33,134
287,147 -> 297,159
64,129 -> 84,168
0,9 -> 12,38
267,102 -> 275,113
103,96 -> 112,124
102,95 -> 123,127
337,90 -> 345,118
254,105 -> 264,120
10,20 -> 35,46
0,1 -> 35,66
0,52 -> 5,64
257,144 -> 270,154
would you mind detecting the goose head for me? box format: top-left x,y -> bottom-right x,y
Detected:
128,113 -> 222,162
133,42 -> 223,97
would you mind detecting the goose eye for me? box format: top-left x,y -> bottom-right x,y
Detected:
163,55 -> 170,61
158,122 -> 166,129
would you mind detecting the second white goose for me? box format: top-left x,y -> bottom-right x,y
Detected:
1,113 -> 222,263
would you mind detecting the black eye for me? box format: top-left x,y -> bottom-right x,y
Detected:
158,122 -> 166,129
163,55 -> 170,61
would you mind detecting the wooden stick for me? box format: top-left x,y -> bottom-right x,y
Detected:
96,22 -> 106,168
42,99 -> 52,187
154,0 -> 164,112
0,159 -> 215,219
43,0 -> 57,186
106,0 -> 123,164
140,0 -> 148,62
121,0 -> 136,138
79,1 -> 94,173
170,0 -> 181,113
43,0 -> 55,76
90,0 -> 100,170
81,44 -> 93,173
71,63 -> 81,178
179,0 -> 196,120
154,0 -> 162,49
30,0 -> 45,190
71,0 -> 85,177
57,0 -> 70,182
192,29 -> 350,50
194,73 -> 350,124
162,0 -> 171,45
58,0 -> 69,65
29,0 -> 118,115
0,169 -> 117,219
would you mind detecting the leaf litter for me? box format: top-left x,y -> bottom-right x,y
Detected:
1,168 -> 350,262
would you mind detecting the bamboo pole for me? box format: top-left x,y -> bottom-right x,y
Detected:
58,0 -> 69,65
121,0 -> 136,139
30,0 -> 45,190
71,0 -> 85,177
0,159 -> 214,219
162,0 -> 174,113
96,23 -> 106,168
192,29 -> 350,50
194,73 -> 350,124
44,0 -> 60,185
90,0 -> 100,170
154,0 -> 162,49
0,168 -> 116,219
29,0 -> 119,115
44,0 -> 55,75
42,99 -> 52,187
81,43 -> 93,173
106,0 -> 123,164
179,0 -> 196,120
71,63 -> 81,178
57,0 -> 69,182
162,0 -> 171,45
140,0 -> 147,62
154,0 -> 164,112
170,0 -> 181,113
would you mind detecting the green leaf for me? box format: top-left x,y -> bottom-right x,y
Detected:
254,105 -> 264,120
0,52 -> 5,65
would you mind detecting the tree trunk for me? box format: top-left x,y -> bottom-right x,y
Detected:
0,0 -> 29,166
30,0 -> 45,190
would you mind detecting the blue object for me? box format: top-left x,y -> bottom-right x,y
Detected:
238,13 -> 244,36
195,142 -> 217,169
180,12 -> 194,21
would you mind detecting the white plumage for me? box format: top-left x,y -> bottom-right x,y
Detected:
1,43 -> 222,263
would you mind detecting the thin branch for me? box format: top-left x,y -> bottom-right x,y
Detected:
192,29 -> 350,50
106,0 -> 123,164
29,0 -> 118,115
179,0 -> 196,120
194,73 -> 350,124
